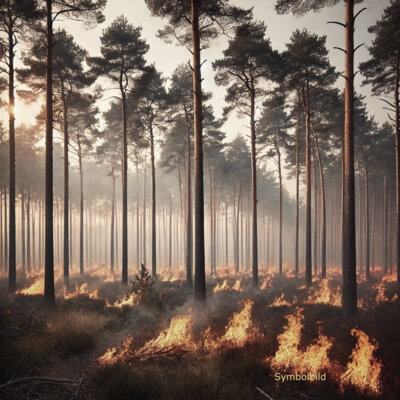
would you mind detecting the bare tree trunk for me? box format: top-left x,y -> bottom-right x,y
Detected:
313,156 -> 318,276
192,0 -> 206,303
342,0 -> 357,315
314,136 -> 326,278
143,157 -> 147,267
150,125 -> 156,277
62,86 -> 69,286
225,200 -> 228,267
250,91 -> 258,286
78,148 -> 84,275
305,75 -> 312,287
384,169 -> 388,273
372,189 -> 375,273
121,87 -> 128,284
394,55 -> 399,285
110,176 -> 115,271
278,149 -> 283,274
169,193 -> 172,269
21,188 -> 25,274
136,160 -> 140,269
185,120 -> 193,287
44,0 -> 55,306
8,20 -> 16,291
295,99 -> 300,276
27,191 -> 31,272
364,163 -> 370,279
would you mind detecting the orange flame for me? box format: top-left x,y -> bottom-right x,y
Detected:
16,277 -> 43,295
340,329 -> 382,395
306,279 -> 341,307
213,279 -> 243,293
63,282 -> 99,299
268,293 -> 292,307
105,292 -> 139,308
268,307 -> 332,374
97,336 -> 135,366
204,299 -> 261,350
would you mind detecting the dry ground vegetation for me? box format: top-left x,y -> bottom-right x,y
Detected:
0,264 -> 398,400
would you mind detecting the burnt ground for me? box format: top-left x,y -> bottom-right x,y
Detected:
0,268 -> 399,400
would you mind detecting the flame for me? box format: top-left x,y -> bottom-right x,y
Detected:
97,336 -> 135,366
105,292 -> 139,308
260,275 -> 273,289
374,282 -> 397,304
213,279 -> 243,293
16,277 -> 44,295
268,307 -> 332,374
204,299 -> 261,350
306,279 -> 341,307
268,293 -> 292,307
340,329 -> 382,395
63,282 -> 99,299
136,314 -> 197,356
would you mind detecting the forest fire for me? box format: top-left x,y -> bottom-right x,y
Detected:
268,293 -> 292,307
97,336 -> 135,366
260,275 -> 273,289
305,279 -> 341,307
62,282 -> 99,299
204,299 -> 261,350
16,277 -> 44,295
374,282 -> 398,304
212,279 -> 243,293
105,292 -> 139,308
268,308 -> 333,375
340,329 -> 382,395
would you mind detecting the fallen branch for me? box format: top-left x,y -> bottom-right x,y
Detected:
0,376 -> 80,390
255,387 -> 275,400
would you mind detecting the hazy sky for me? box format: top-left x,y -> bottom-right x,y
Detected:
3,0 -> 392,197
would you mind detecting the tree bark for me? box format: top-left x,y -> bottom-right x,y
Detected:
342,0 -> 357,316
364,163 -> 370,279
62,84 -> 69,285
8,18 -> 16,292
110,176 -> 115,271
394,55 -> 399,284
295,99 -> 300,277
21,188 -> 25,274
150,125 -> 156,277
305,76 -> 312,287
314,135 -> 326,278
27,191 -> 31,272
384,169 -> 388,273
121,87 -> 128,284
78,144 -> 84,275
185,119 -> 193,287
192,0 -> 206,303
277,147 -> 283,275
250,91 -> 258,286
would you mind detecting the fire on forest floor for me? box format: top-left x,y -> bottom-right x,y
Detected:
0,265 -> 398,400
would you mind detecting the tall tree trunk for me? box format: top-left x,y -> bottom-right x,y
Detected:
8,19 -> 16,291
305,74 -> 312,287
278,149 -> 283,275
4,187 -> 8,272
121,87 -> 128,284
250,91 -> 258,286
192,0 -> 206,303
62,86 -> 69,285
27,191 -> 31,272
394,54 -> 399,284
78,150 -> 84,274
169,192 -> 172,269
208,162 -> 214,274
136,159 -> 140,269
150,125 -> 156,277
313,156 -> 318,276
364,163 -> 370,280
21,188 -> 25,274
342,0 -> 357,315
44,0 -> 55,307
371,189 -> 375,273
143,157 -> 147,267
295,99 -> 300,276
185,120 -> 193,287
110,176 -> 115,271
225,200 -> 228,267
384,169 -> 388,273
314,135 -> 326,278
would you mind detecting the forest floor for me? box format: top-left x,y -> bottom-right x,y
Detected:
0,265 -> 399,400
